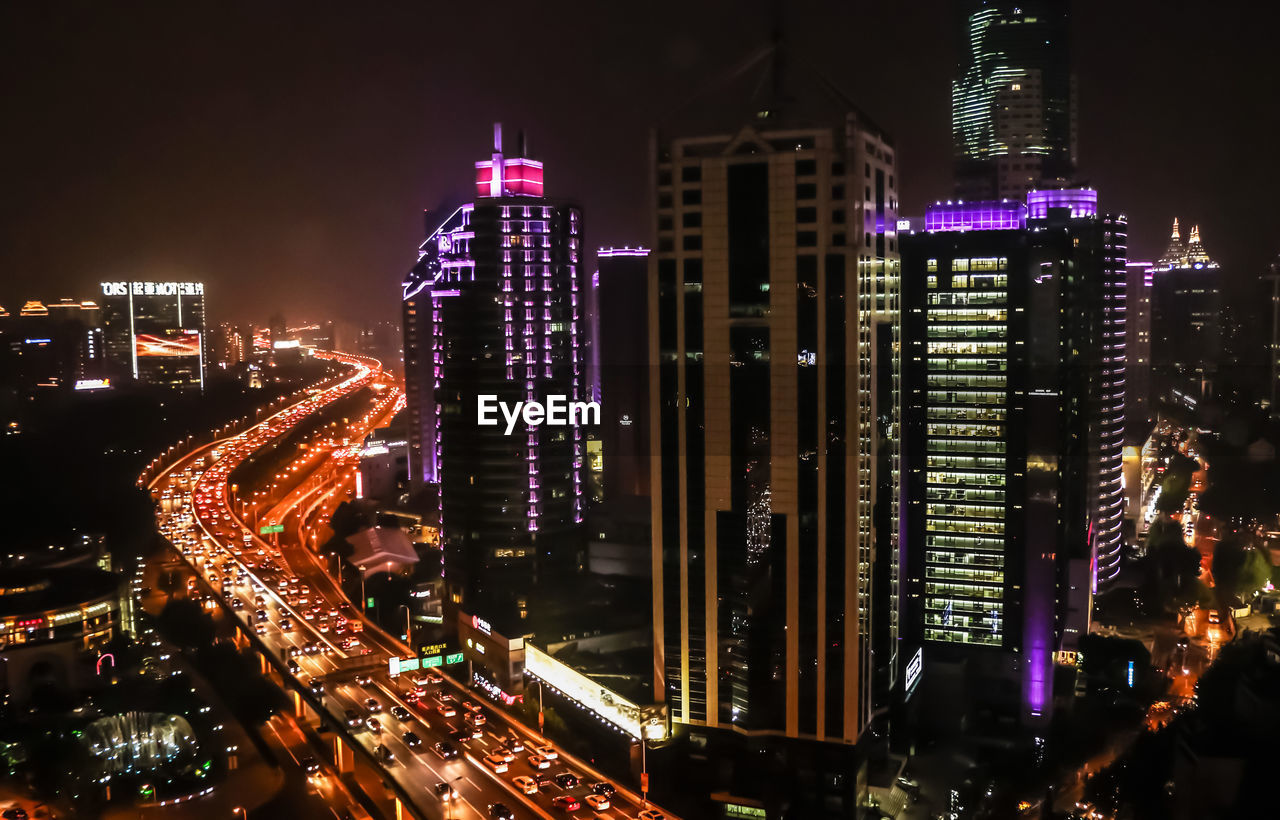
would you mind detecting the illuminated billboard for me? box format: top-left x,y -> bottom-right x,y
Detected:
136,330 -> 201,358
524,642 -> 667,740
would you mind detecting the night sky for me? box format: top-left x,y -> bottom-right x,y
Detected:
3,1 -> 1277,324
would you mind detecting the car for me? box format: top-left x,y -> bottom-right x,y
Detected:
254,609 -> 269,622
1208,610 -> 1221,625
301,755 -> 320,774
535,773 -> 557,789
493,746 -> 516,762
450,728 -> 473,743
231,597 -> 245,610
364,697 -> 382,713
527,753 -> 553,770
286,659 -> 301,675
345,709 -> 362,728
405,691 -> 420,704
585,794 -> 610,811
554,772 -> 580,789
462,700 -> 482,713
403,731 -> 423,749
512,775 -> 538,794
487,804 -> 514,820
303,642 -> 321,655
437,702 -> 457,717
639,811 -> 666,820
308,678 -> 325,696
552,796 -> 582,813
433,741 -> 460,760
354,673 -> 373,686
589,782 -> 616,798
288,645 -> 302,658
465,710 -> 487,727
483,753 -> 509,773
390,705 -> 411,721
503,736 -> 526,753
365,717 -> 382,734
278,617 -> 293,630
254,622 -> 268,634
530,743 -> 558,760
375,744 -> 395,764
433,781 -> 460,800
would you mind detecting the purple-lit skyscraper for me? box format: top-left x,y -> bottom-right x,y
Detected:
899,188 -> 1125,729
401,124 -> 587,631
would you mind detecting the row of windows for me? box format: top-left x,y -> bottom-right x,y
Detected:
927,342 -> 1007,356
927,374 -> 1007,389
924,581 -> 1003,601
927,502 -> 1003,519
926,307 -> 1009,322
926,566 -> 1004,585
927,291 -> 1008,307
926,390 -> 1006,405
925,626 -> 1002,646
926,423 -> 1004,439
926,518 -> 1005,535
926,324 -> 1007,340
926,438 -> 1007,455
926,549 -> 1005,567
927,406 -> 1006,423
925,533 -> 1006,550
927,486 -> 1006,504
926,357 -> 1007,372
926,470 -> 1005,487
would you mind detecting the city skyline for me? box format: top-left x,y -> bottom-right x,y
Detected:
2,1 -> 1278,322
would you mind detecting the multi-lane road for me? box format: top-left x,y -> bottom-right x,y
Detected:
148,351 -> 669,820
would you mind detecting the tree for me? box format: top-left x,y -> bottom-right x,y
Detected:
156,598 -> 215,650
1142,517 -> 1201,614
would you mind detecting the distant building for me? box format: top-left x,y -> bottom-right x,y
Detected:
98,280 -> 206,390
1126,262 -> 1153,442
1149,219 -> 1222,409
400,124 -> 588,636
0,298 -> 106,391
952,0 -> 1076,199
596,247 -> 651,499
899,189 -> 1125,729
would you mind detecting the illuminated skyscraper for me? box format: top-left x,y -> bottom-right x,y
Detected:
648,50 -> 900,815
401,125 -> 587,630
899,189 -> 1125,728
952,0 -> 1076,199
98,281 -> 206,390
1149,219 -> 1222,408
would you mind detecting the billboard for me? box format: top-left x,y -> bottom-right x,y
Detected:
136,330 -> 201,358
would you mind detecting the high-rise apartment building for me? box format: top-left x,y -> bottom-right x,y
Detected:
1125,261 -> 1153,442
648,66 -> 900,814
899,189 -> 1125,728
401,125 -> 587,631
1149,219 -> 1222,409
953,0 -> 1076,199
1267,256 -> 1280,418
596,247 -> 652,499
98,281 -> 206,390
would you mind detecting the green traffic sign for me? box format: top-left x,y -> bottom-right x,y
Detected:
445,652 -> 464,665
366,597 -> 375,609
259,524 -> 284,535
422,655 -> 443,669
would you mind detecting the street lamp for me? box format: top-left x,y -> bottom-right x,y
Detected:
359,565 -> 367,608
399,604 -> 412,646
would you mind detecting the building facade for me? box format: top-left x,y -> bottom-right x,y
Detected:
98,280 -> 206,390
596,247 -> 652,500
899,190 -> 1125,728
1125,261 -> 1153,442
952,0 -> 1076,200
649,99 -> 901,815
1149,220 -> 1222,410
401,125 -> 587,633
